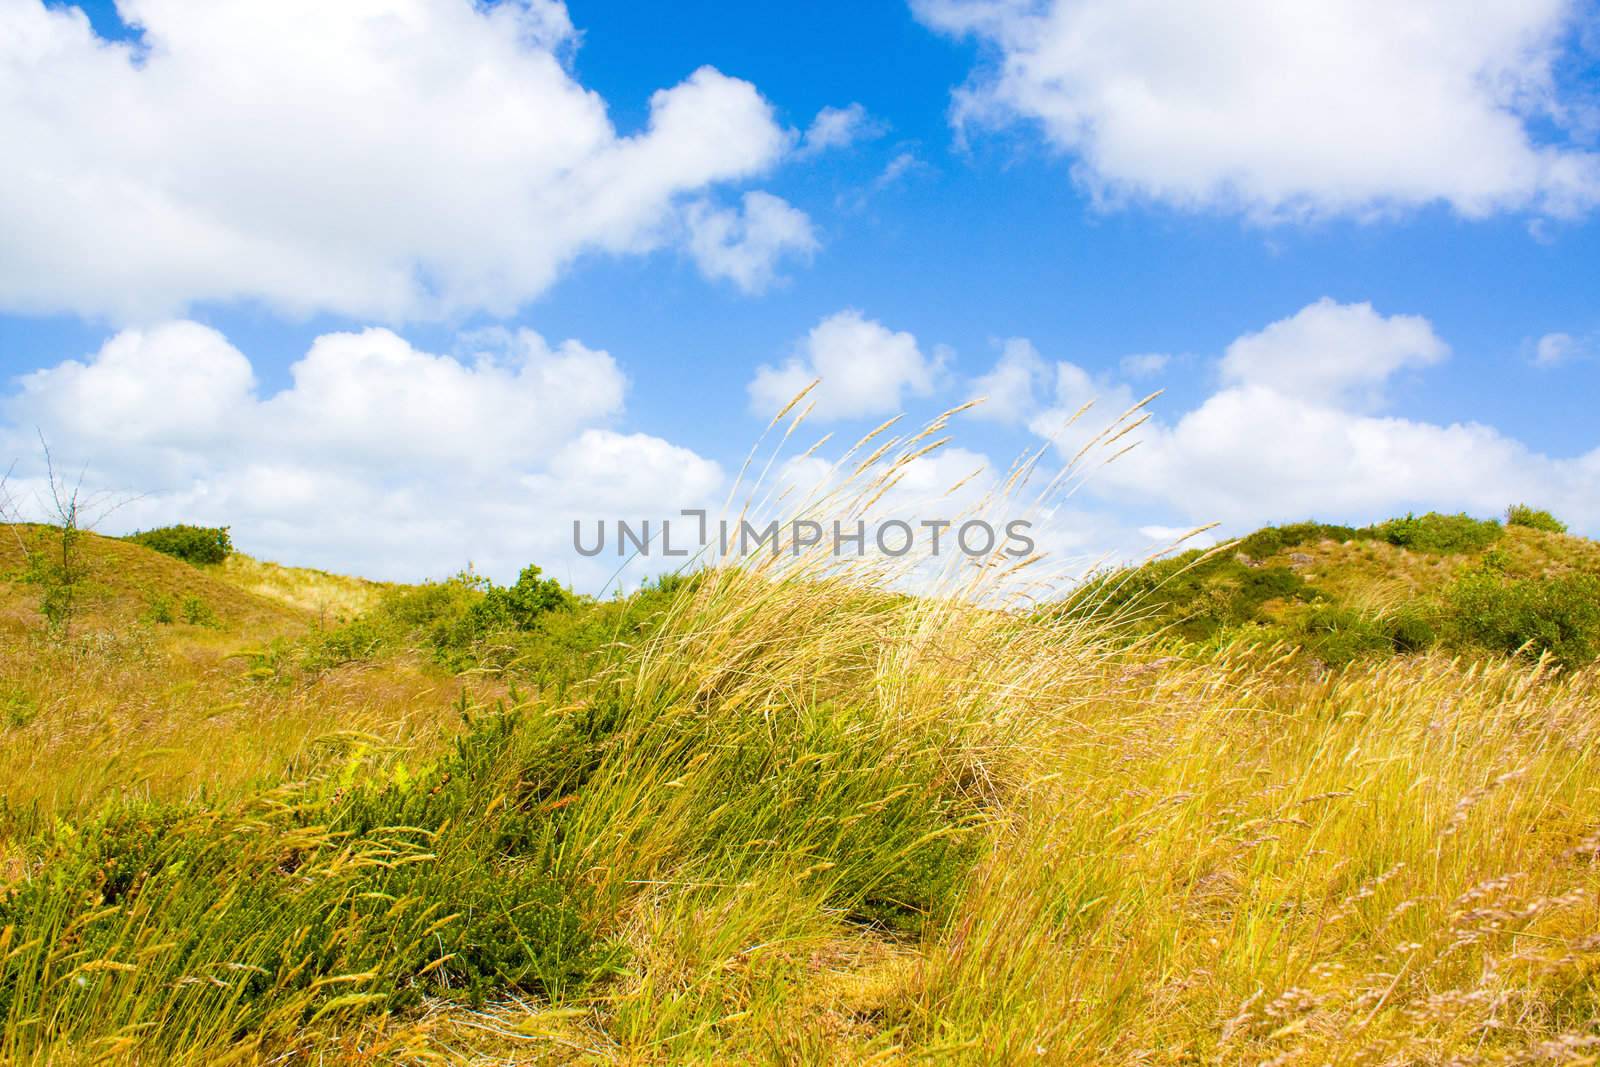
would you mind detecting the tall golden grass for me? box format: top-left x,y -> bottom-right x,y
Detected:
2,401 -> 1597,1063
384,404 -> 1600,1063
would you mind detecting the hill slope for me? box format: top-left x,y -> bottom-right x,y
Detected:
3,513 -> 1600,1063
1086,511 -> 1600,666
0,523 -> 310,639
0,526 -> 472,834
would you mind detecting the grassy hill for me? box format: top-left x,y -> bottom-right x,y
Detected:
2,514 -> 1600,1063
0,527 -> 485,841
1081,510 -> 1600,668
1,523 -> 309,639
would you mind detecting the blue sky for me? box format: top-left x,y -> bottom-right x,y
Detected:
2,0 -> 1598,590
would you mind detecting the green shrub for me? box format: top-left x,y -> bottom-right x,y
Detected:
1236,521 -> 1364,561
18,522 -> 88,636
302,614 -> 387,669
1505,504 -> 1567,534
1442,570 -> 1600,667
180,595 -> 216,626
1383,608 -> 1438,654
145,593 -> 175,625
302,565 -> 586,674
1367,512 -> 1502,554
1294,606 -> 1392,666
459,564 -> 575,637
124,524 -> 233,564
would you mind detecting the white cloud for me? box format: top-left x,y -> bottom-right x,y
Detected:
1024,299 -> 1600,535
11,322 -> 256,453
915,0 -> 1600,220
1119,353 -> 1170,378
775,444 -> 994,515
684,191 -> 818,293
964,338 -> 1141,459
1530,331 -> 1593,367
838,151 -> 925,212
1139,525 -> 1217,550
1218,298 -> 1446,406
769,438 -> 1169,592
749,310 -> 940,420
1026,360 -> 1139,462
531,430 -> 723,514
875,152 -> 920,189
797,103 -> 886,157
2,323 -> 722,591
967,338 -> 1049,421
1106,386 -> 1600,529
0,0 -> 794,321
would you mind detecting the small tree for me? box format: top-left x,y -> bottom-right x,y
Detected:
3,437 -> 134,638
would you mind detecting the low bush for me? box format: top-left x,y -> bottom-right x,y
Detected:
1293,605 -> 1392,666
1289,604 -> 1440,666
434,564 -> 576,656
1367,512 -> 1501,554
1,688 -> 36,730
1442,569 -> 1600,667
145,593 -> 175,624
1384,607 -> 1438,653
1506,504 -> 1567,534
1236,521 -> 1364,560
302,567 -> 687,685
181,595 -> 216,626
124,524 -> 234,564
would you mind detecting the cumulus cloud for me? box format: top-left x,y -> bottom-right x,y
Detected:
684,191 -> 818,292
1218,298 -> 1447,407
915,0 -> 1600,220
1023,300 -> 1600,534
797,103 -> 886,157
0,0 -> 794,320
11,322 -> 256,456
3,323 -> 722,590
963,337 -> 1141,459
967,338 -> 1050,421
1026,361 -> 1139,461
749,310 -> 941,420
770,435 -> 1170,593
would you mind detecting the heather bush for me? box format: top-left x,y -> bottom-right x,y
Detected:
124,524 -> 234,564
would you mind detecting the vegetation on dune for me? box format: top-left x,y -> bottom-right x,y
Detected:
3,470 -> 1600,1061
1444,566 -> 1600,668
122,524 -> 234,565
1368,510 -> 1503,554
1085,506 -> 1600,669
1,524 -> 301,640
1507,503 -> 1569,534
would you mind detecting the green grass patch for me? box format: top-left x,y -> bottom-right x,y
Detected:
0,699 -> 622,1056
